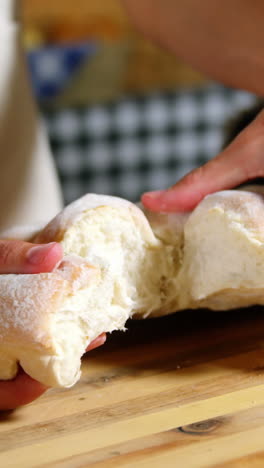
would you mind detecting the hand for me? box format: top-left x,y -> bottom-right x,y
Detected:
0,240 -> 106,410
142,109 -> 264,212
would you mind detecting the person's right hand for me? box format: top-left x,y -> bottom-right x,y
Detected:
142,109 -> 264,212
0,240 -> 106,410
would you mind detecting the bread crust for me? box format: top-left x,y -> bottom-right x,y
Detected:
1,186 -> 264,387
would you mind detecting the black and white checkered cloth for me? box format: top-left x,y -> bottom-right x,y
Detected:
44,83 -> 257,205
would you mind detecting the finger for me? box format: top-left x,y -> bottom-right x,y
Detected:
0,240 -> 63,274
0,368 -> 48,411
86,333 -> 107,352
142,109 -> 264,212
0,333 -> 107,410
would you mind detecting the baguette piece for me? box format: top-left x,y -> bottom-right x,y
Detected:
1,187 -> 264,387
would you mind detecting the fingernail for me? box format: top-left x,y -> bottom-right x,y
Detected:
98,333 -> 107,345
143,190 -> 166,200
26,243 -> 57,265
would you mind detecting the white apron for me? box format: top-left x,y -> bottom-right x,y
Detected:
0,0 -> 63,235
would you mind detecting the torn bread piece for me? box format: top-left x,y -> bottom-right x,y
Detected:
1,188 -> 264,387
0,258 -> 100,387
0,195 -> 180,387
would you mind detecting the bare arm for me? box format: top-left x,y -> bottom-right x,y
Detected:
123,0 -> 264,96
122,1 -> 264,211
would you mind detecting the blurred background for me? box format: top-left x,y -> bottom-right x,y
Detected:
22,0 -> 257,204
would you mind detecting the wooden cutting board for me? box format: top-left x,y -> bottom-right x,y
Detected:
0,306 -> 264,467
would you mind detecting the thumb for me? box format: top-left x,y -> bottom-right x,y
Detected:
0,240 -> 63,274
0,368 -> 48,410
142,109 -> 264,212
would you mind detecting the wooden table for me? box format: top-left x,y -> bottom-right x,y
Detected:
0,307 -> 264,467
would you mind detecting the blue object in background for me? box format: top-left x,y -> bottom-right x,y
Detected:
27,42 -> 97,99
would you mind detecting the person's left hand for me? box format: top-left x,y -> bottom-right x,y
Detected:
0,240 -> 106,410
142,109 -> 264,212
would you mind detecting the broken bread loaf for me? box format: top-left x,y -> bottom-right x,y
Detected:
1,186 -> 264,388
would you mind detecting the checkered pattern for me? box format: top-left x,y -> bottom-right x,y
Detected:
44,84 -> 257,204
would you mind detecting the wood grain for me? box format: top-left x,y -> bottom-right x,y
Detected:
0,307 -> 264,467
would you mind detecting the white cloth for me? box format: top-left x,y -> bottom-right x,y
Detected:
0,0 -> 63,233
